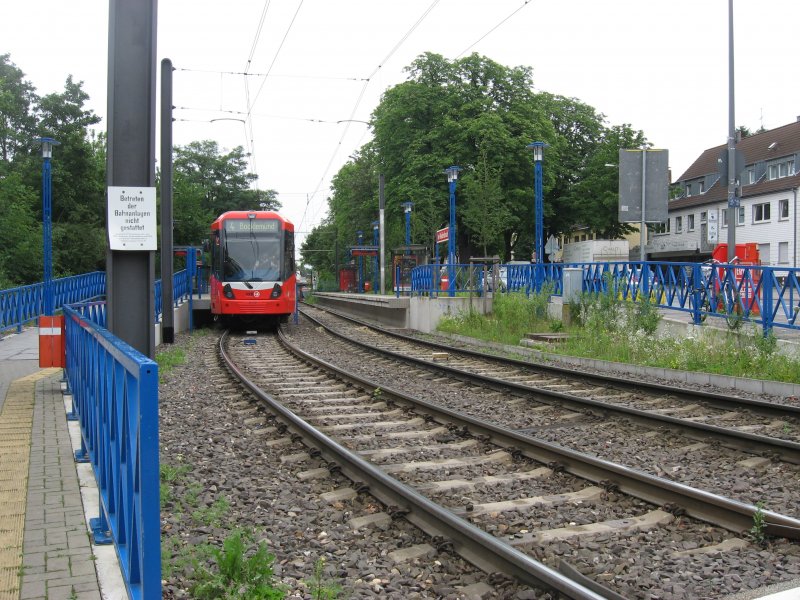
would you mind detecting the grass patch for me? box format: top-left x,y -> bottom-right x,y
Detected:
191,530 -> 285,600
304,557 -> 342,600
160,462 -> 192,509
437,289 -> 558,346
439,286 -> 800,384
192,496 -> 230,527
156,347 -> 186,380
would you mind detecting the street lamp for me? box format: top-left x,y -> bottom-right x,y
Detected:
444,166 -> 462,297
527,142 -> 547,266
401,202 -> 413,254
38,137 -> 60,316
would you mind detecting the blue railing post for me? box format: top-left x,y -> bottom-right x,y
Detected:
16,291 -> 22,333
691,263 -> 703,325
762,270 -> 774,336
641,262 -> 650,298
188,248 -> 196,332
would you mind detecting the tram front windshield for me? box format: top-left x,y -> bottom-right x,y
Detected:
222,219 -> 282,282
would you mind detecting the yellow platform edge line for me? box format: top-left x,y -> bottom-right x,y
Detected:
0,370 -> 48,599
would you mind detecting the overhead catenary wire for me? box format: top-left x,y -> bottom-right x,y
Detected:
176,67 -> 368,82
298,0 -> 442,234
247,0 -> 305,117
455,0 -> 533,59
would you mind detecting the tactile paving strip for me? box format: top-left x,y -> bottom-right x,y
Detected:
0,369 -> 58,600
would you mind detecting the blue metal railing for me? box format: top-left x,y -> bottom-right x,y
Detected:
0,265 -> 206,334
154,268 -> 195,324
411,261 -> 800,335
411,262 -> 565,297
0,272 -> 106,334
64,302 -> 160,600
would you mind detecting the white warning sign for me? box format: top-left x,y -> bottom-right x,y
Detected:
107,186 -> 157,250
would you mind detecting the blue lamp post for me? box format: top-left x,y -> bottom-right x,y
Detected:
527,142 -> 547,268
401,202 -> 413,253
356,230 -> 364,293
371,220 -> 379,294
444,166 -> 461,297
38,137 -> 60,316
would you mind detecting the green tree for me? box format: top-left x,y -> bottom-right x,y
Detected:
174,141 -> 264,215
461,147 -> 508,256
371,52 -> 552,261
1,59 -> 107,284
302,51 -> 652,268
0,54 -> 38,165
171,140 -> 279,245
0,171 -> 40,285
562,123 -> 646,238
326,145 -> 379,260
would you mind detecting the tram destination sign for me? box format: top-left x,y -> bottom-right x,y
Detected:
107,186 -> 157,250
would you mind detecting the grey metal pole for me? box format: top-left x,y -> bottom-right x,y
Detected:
379,174 -> 386,295
726,0 -> 737,262
106,0 -> 157,358
160,58 -> 174,344
640,149 -> 646,262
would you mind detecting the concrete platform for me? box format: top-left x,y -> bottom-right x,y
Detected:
0,329 -> 123,600
312,292 -> 493,332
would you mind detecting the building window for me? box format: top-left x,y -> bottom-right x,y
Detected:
780,199 -> 789,220
753,202 -> 771,223
758,243 -> 770,265
651,219 -> 670,234
700,211 -> 707,224
769,158 -> 796,180
746,168 -> 755,184
686,183 -> 692,197
779,242 -> 789,264
698,181 -> 705,194
676,216 -> 683,233
687,214 -> 695,231
722,207 -> 744,227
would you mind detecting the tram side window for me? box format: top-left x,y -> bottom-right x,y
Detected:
211,232 -> 221,277
284,231 -> 295,277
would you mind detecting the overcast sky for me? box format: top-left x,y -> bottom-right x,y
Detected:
4,0 -> 799,250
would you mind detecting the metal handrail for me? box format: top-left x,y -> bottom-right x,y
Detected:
63,303 -> 160,600
411,261 -> 800,335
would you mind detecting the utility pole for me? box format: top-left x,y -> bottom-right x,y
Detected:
106,0 -> 157,358
379,174 -> 386,295
726,0 -> 737,262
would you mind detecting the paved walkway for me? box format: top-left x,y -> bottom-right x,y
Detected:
0,329 -> 105,600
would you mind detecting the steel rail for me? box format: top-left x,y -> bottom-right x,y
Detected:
218,330 -> 609,600
299,306 -> 800,464
303,302 -> 800,419
278,321 -> 800,540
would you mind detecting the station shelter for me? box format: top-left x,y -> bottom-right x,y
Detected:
392,245 -> 428,294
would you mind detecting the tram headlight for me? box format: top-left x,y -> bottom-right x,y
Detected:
223,284 -> 235,299
270,283 -> 282,299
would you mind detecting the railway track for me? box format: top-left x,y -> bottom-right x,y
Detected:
220,326 -> 800,599
290,304 -> 800,517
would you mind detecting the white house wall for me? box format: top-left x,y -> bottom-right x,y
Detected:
650,186 -> 800,267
